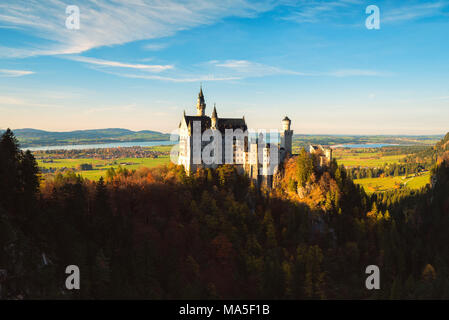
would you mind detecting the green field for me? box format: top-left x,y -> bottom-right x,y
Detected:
39,156 -> 171,181
333,147 -> 432,193
354,172 -> 431,193
333,149 -> 407,167
38,144 -> 433,191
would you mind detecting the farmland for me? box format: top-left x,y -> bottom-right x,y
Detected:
332,148 -> 409,167
333,146 -> 432,193
354,171 -> 431,193
36,145 -> 172,181
34,140 -> 434,192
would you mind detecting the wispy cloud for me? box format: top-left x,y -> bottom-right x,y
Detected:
68,56 -> 173,72
0,95 -> 61,108
383,2 -> 448,23
0,69 -> 34,77
90,59 -> 305,82
100,71 -> 241,83
0,0 -> 275,58
95,59 -> 391,82
282,0 -> 449,24
282,0 -> 362,24
143,43 -> 169,51
209,60 -> 391,78
325,69 -> 393,77
210,59 -> 307,77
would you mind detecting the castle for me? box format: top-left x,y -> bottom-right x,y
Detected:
309,145 -> 333,168
178,87 -> 293,187
177,88 -> 332,187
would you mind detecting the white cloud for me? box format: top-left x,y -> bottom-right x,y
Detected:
101,71 -> 241,83
383,2 -> 448,23
143,43 -> 169,51
93,59 -> 390,82
0,95 -> 61,108
92,59 -> 306,82
283,0 -> 449,24
326,69 -> 393,77
0,69 -> 34,77
282,0 -> 362,23
0,0 -> 275,58
209,60 -> 391,78
211,59 -> 306,77
68,56 -> 173,72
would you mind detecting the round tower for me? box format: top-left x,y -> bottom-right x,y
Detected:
282,116 -> 291,131
280,116 -> 293,157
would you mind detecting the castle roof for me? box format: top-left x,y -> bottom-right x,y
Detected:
184,88 -> 247,134
182,114 -> 247,134
216,118 -> 247,134
183,115 -> 211,133
310,144 -> 331,153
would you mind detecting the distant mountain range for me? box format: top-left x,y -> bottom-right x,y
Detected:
2,128 -> 445,149
4,128 -> 170,148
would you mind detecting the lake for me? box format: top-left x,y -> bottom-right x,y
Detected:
331,143 -> 399,149
24,140 -> 176,151
25,141 -> 399,151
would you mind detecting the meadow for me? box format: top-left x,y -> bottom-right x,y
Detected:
38,156 -> 171,180
332,149 -> 407,167
333,147 -> 431,193
354,171 -> 431,193
36,143 -> 432,192
37,145 -> 172,181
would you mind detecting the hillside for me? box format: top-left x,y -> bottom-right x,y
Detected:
2,128 -> 170,147
402,132 -> 449,165
435,132 -> 449,162
1,128 -> 449,299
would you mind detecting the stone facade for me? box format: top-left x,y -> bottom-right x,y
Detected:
178,88 -> 293,188
309,144 -> 333,168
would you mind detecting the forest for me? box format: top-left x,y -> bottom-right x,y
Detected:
0,129 -> 449,299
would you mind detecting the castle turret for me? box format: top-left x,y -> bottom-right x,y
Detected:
282,116 -> 291,131
211,104 -> 217,129
196,85 -> 206,116
280,116 -> 293,156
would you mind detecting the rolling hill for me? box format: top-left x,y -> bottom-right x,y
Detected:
2,128 -> 170,147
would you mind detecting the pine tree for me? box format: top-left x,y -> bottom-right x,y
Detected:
21,150 -> 40,201
296,148 -> 314,187
0,129 -> 21,211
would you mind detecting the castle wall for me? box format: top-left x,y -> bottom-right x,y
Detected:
178,90 -> 293,188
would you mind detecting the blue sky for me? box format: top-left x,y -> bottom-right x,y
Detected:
0,0 -> 448,134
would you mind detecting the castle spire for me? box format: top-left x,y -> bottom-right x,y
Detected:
211,103 -> 218,129
212,103 -> 217,118
196,84 -> 206,116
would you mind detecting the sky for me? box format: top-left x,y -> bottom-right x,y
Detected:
0,0 -> 448,135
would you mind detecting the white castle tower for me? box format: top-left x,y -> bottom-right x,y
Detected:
280,116 -> 293,157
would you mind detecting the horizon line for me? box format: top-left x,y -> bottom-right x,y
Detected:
2,127 -> 446,137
